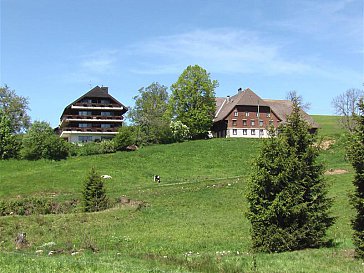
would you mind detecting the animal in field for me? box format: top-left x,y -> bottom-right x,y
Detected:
101,175 -> 112,179
153,175 -> 160,183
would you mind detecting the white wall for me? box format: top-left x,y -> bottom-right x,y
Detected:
227,128 -> 268,138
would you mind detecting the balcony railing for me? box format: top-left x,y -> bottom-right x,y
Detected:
60,127 -> 119,133
61,114 -> 123,121
73,102 -> 122,108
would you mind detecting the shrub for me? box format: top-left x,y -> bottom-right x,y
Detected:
170,120 -> 190,142
113,126 -> 137,150
0,111 -> 20,159
21,121 -> 69,160
82,167 -> 108,212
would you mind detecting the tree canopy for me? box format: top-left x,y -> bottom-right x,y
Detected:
21,121 -> 69,160
169,65 -> 218,139
0,85 -> 31,134
0,111 -> 20,159
332,88 -> 364,132
128,82 -> 171,144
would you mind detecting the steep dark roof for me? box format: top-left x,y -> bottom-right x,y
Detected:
214,88 -> 268,122
67,86 -> 126,108
214,88 -> 319,129
60,86 -> 128,118
265,99 -> 319,128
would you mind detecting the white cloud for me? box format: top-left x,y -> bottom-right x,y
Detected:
127,28 -> 313,76
64,49 -> 120,83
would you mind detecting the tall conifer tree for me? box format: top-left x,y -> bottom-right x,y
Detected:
347,100 -> 364,258
247,96 -> 334,252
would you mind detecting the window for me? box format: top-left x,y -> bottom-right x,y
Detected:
101,124 -> 111,128
256,112 -> 260,117
234,111 -> 238,117
78,136 -> 93,142
259,120 -> 264,127
232,120 -> 237,126
260,129 -> 264,136
251,129 -> 256,135
245,112 -> 250,117
251,120 -> 255,126
81,99 -> 92,103
267,113 -> 271,118
101,99 -> 110,104
101,112 -> 112,116
242,119 -> 247,126
243,129 -> 247,135
79,111 -> 92,116
233,129 -> 237,135
79,123 -> 91,128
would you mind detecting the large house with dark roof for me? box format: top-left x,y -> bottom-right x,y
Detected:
58,86 -> 128,143
212,88 -> 318,138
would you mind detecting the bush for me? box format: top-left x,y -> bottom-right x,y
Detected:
0,197 -> 79,216
170,120 -> 190,142
113,126 -> 137,150
21,121 -> 69,160
0,112 -> 20,159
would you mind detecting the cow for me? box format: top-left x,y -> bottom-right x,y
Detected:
153,175 -> 160,183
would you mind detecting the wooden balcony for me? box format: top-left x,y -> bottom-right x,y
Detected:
72,102 -> 122,108
61,114 -> 123,121
60,127 -> 119,133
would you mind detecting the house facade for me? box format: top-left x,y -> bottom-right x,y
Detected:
59,86 -> 128,143
212,88 -> 318,138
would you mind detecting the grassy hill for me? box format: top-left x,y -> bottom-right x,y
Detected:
0,115 -> 362,272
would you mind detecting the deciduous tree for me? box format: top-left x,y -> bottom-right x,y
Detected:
128,82 -> 171,144
0,85 -> 31,134
332,88 -> 364,132
169,65 -> 218,139
247,95 -> 334,252
0,111 -> 19,159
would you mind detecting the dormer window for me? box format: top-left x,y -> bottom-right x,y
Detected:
245,112 -> 250,117
234,111 -> 238,117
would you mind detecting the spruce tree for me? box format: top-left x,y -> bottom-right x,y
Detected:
347,100 -> 364,258
82,167 -> 108,212
247,96 -> 334,252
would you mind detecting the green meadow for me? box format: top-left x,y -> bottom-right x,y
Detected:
0,115 -> 362,272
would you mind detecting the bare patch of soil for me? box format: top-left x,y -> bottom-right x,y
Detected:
324,169 -> 348,175
319,139 -> 336,150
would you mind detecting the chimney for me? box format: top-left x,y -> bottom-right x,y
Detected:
101,86 -> 108,94
227,95 -> 231,102
238,87 -> 243,94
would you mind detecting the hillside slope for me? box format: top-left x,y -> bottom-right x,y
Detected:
0,115 -> 361,272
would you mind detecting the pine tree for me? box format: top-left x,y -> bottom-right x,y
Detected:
82,167 -> 108,212
347,100 -> 364,258
247,96 -> 335,252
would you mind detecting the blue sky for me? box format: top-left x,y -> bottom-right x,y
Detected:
1,0 -> 363,127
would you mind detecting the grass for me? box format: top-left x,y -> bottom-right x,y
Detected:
0,115 -> 362,272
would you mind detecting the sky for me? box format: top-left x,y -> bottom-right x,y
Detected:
1,0 -> 363,128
